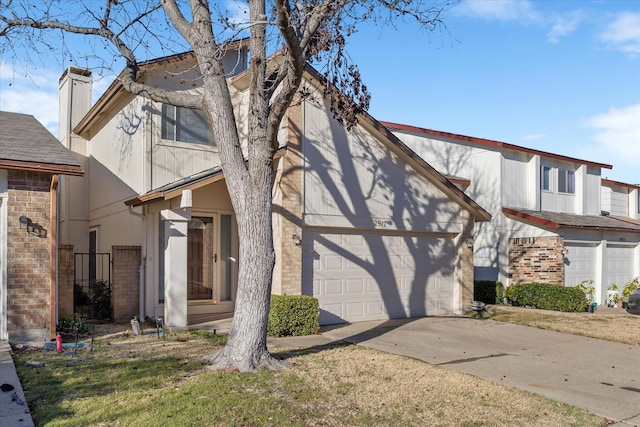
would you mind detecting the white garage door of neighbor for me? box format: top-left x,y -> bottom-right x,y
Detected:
603,244 -> 635,291
564,243 -> 597,287
304,231 -> 454,325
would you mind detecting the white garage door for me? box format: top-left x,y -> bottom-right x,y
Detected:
603,244 -> 635,294
564,243 -> 597,287
303,230 -> 454,325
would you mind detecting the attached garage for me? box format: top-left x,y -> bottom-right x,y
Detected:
564,243 -> 597,287
303,230 -> 455,324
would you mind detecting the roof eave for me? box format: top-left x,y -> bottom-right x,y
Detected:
0,160 -> 84,177
383,121 -> 613,171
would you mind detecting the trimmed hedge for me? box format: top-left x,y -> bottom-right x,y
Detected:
474,281 -> 504,304
267,295 -> 319,337
504,283 -> 587,312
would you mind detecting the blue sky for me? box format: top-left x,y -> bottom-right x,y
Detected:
1,0 -> 639,184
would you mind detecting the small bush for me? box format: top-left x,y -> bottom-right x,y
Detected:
90,280 -> 112,319
504,283 -> 586,312
474,281 -> 504,304
268,295 -> 319,337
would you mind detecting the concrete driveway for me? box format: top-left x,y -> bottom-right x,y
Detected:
319,316 -> 640,425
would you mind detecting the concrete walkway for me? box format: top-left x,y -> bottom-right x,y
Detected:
0,340 -> 34,427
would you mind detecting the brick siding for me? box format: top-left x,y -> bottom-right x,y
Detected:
58,245 -> 75,317
508,236 -> 564,285
111,245 -> 141,322
460,210 -> 475,305
6,170 -> 53,342
274,100 -> 304,295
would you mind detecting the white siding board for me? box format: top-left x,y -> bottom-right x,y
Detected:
303,96 -> 463,233
501,151 -> 531,209
609,187 -> 629,217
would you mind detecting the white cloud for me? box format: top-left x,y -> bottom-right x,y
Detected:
547,11 -> 583,44
522,133 -> 546,141
455,0 -> 540,22
0,61 -> 60,136
599,12 -> 640,55
586,104 -> 640,182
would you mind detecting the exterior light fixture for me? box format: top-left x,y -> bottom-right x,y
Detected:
465,238 -> 474,249
19,215 -> 30,229
17,214 -> 46,237
292,233 -> 302,246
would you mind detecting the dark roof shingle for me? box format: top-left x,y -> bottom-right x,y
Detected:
0,111 -> 83,175
503,207 -> 640,233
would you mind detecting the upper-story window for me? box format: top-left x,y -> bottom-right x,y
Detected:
161,104 -> 215,146
540,165 -> 575,194
558,168 -> 575,194
541,166 -> 551,191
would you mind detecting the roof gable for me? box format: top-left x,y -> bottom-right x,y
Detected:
86,53 -> 489,222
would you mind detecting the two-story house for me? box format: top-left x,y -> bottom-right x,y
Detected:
383,122 -> 640,305
57,47 -> 490,329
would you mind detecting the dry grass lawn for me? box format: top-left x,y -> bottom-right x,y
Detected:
11,308 -> 619,427
14,326 -> 607,426
484,304 -> 639,345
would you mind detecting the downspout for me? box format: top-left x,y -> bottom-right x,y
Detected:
50,175 -> 59,340
128,205 -> 146,320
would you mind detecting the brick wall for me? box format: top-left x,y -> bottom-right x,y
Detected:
273,99 -> 304,295
111,245 -> 141,322
459,210 -> 475,305
58,245 -> 75,317
508,236 -> 564,285
6,170 -> 53,342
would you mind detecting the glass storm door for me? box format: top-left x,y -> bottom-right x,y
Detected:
187,217 -> 215,301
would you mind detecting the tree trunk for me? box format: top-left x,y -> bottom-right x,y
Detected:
202,179 -> 289,372
201,0 -> 289,372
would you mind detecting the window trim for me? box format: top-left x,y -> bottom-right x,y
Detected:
161,104 -> 215,147
541,166 -> 552,192
557,168 -> 575,194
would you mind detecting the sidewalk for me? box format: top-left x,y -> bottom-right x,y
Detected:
0,340 -> 34,427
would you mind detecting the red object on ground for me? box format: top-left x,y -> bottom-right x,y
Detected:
56,334 -> 63,352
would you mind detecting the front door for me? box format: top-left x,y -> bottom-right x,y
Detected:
187,216 -> 215,301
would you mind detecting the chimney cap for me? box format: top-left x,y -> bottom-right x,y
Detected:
59,66 -> 92,83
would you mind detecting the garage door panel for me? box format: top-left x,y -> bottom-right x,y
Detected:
603,245 -> 634,293
306,230 -> 454,324
346,279 -> 364,293
324,279 -> 343,295
324,254 -> 342,270
564,244 -> 596,288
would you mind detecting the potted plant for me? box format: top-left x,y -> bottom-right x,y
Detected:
621,278 -> 639,310
606,284 -> 619,308
576,280 -> 595,312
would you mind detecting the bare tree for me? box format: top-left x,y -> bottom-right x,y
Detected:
1,0 -> 451,372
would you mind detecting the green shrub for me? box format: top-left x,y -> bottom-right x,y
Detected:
268,295 -> 319,337
90,280 -> 112,319
474,281 -> 504,304
504,283 -> 586,312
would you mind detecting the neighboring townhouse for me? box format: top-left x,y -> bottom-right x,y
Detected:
0,111 -> 83,343
57,49 -> 490,328
383,122 -> 640,305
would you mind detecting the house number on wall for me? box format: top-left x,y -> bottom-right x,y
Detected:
373,219 -> 391,228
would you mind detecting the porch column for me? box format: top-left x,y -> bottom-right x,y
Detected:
161,208 -> 191,330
